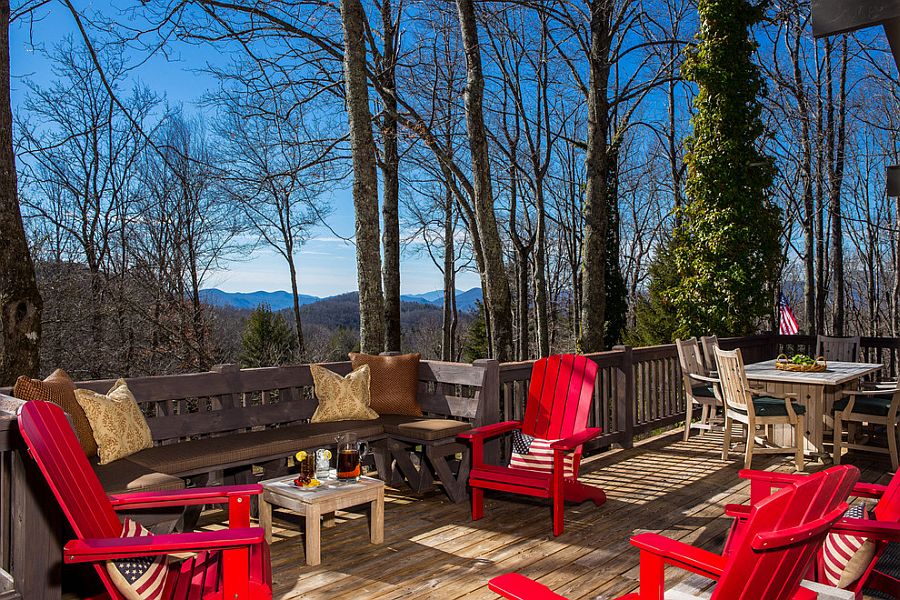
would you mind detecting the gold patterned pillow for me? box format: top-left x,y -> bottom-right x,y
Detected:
74,380 -> 153,465
310,364 -> 379,423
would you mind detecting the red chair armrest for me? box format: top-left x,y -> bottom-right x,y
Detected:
849,482 -> 887,500
457,421 -> 521,441
488,573 -> 567,600
831,518 -> 900,542
738,469 -> 807,486
724,503 -> 751,519
550,428 -> 602,451
630,533 -> 726,578
63,527 -> 265,563
108,484 -> 262,510
738,470 -> 887,501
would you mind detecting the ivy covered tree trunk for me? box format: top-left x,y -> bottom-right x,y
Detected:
669,0 -> 781,337
340,0 -> 385,354
0,0 -> 43,384
604,143 -> 626,348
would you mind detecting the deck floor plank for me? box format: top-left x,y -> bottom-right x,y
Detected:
191,430 -> 891,600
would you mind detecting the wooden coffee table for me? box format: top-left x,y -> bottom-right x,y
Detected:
258,474 -> 384,566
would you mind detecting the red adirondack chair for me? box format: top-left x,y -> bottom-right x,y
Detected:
724,468 -> 900,598
17,400 -> 272,600
488,465 -> 860,600
458,354 -> 605,536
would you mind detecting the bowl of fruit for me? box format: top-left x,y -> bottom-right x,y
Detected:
775,353 -> 827,373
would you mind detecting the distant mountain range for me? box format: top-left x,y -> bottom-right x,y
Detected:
200,287 -> 483,312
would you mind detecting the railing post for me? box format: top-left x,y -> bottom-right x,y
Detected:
211,363 -> 242,409
613,345 -> 634,449
473,358 -> 501,464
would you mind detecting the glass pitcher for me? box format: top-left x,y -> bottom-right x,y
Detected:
335,432 -> 368,481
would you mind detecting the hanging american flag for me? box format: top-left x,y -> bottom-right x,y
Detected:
779,293 -> 800,335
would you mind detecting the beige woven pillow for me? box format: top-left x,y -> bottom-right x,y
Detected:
74,380 -> 153,465
310,364 -> 379,423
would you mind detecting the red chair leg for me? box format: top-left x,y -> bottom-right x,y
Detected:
552,490 -> 565,536
472,487 -> 484,521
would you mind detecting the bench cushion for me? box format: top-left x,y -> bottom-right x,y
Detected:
92,457 -> 184,495
127,421 -> 385,476
378,415 -> 471,441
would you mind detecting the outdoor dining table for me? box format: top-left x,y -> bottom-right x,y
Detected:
742,359 -> 883,460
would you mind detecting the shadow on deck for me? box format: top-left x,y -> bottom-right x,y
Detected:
199,430 -> 891,600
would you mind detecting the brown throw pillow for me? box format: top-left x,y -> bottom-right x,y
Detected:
310,364 -> 379,423
14,369 -> 98,456
349,352 -> 422,416
75,380 -> 153,465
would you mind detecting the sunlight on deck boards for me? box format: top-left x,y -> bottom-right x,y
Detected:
189,430 -> 890,600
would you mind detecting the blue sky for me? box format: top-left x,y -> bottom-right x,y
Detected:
10,3 -> 480,297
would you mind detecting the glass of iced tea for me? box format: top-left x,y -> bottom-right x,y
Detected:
335,433 -> 368,481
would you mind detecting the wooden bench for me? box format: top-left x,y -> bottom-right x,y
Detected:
4,359 -> 499,504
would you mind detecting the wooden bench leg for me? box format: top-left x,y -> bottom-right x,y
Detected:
424,443 -> 470,503
388,439 -> 432,492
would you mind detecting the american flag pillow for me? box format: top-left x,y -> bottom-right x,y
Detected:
821,503 -> 876,588
106,518 -> 169,600
509,429 -> 576,478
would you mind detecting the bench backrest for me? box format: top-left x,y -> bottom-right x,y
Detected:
61,360 -> 493,444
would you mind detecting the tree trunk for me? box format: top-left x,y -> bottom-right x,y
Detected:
0,0 -> 43,384
533,184 -> 549,358
287,248 -> 306,359
380,0 -> 401,352
579,0 -> 611,352
455,0 -> 512,361
829,37 -> 848,336
442,188 -> 456,362
340,0 -> 385,354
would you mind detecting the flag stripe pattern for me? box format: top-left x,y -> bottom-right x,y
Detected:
821,503 -> 873,587
106,518 -> 169,600
509,429 -> 576,478
779,293 -> 800,335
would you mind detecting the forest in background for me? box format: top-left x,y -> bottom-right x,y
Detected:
3,0 -> 899,380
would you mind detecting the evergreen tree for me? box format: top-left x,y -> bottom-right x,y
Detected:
462,300 -> 489,362
667,0 -> 782,337
240,305 -> 297,368
628,238 -> 680,345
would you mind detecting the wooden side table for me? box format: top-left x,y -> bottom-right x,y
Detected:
258,475 -> 384,566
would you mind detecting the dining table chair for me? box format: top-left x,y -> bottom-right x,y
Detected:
834,380 -> 900,470
676,338 -> 721,441
716,347 -> 806,471
817,335 -> 861,363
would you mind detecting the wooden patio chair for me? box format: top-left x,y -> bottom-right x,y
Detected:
701,335 -> 720,374
833,380 -> 900,471
488,464 -> 860,600
17,400 -> 272,600
676,338 -> 722,441
715,347 -> 806,471
458,354 -> 605,536
817,335 -> 861,363
724,468 -> 900,598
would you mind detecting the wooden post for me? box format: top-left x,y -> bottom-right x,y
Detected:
9,433 -> 61,600
473,359 -> 501,464
210,363 -> 241,409
613,346 -> 634,449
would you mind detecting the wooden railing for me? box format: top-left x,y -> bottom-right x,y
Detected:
3,331 -> 900,598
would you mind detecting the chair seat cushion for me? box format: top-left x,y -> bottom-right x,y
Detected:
508,430 -> 575,478
377,415 -> 471,441
822,503 -> 876,588
733,396 -> 806,417
691,384 -> 716,399
92,457 -> 184,495
833,395 -> 893,417
128,421 -> 384,476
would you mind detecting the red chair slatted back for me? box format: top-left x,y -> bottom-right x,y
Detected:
522,355 -> 599,441
873,469 -> 900,523
18,401 -> 121,540
713,465 -> 859,600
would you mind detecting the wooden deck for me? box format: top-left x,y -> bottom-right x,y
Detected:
192,430 -> 893,600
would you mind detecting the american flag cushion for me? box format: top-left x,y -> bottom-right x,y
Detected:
106,519 -> 169,600
821,503 -> 876,588
509,429 -> 576,478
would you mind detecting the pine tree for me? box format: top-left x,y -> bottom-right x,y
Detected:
668,0 -> 782,337
240,305 -> 297,368
462,300 -> 490,363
